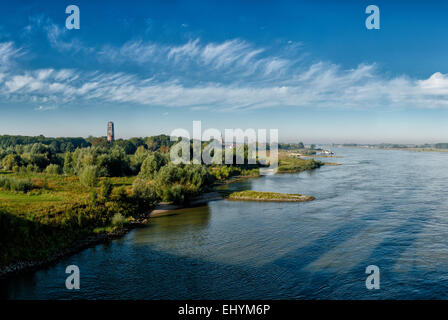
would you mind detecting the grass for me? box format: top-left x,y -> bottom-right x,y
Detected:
228,190 -> 315,202
0,171 -> 142,268
277,151 -> 324,173
0,192 -> 63,202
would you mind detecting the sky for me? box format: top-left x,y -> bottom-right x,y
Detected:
1,0 -> 448,143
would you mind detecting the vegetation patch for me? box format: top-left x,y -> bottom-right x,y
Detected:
228,190 -> 315,202
277,155 -> 323,173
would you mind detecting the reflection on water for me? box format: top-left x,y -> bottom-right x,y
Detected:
3,148 -> 448,299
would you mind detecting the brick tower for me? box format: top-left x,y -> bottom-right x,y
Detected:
107,121 -> 114,142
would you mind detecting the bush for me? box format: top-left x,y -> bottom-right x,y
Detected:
0,176 -> 35,193
100,179 -> 113,200
132,177 -> 159,206
79,165 -> 98,188
26,164 -> 39,173
111,213 -> 127,227
45,164 -> 62,174
152,163 -> 213,204
90,189 -> 98,207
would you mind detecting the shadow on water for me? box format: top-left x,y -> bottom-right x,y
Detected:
134,206 -> 212,239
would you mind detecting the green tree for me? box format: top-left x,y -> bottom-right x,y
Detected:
138,152 -> 167,180
79,165 -> 98,188
1,154 -> 22,171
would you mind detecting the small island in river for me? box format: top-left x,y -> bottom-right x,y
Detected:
228,190 -> 315,202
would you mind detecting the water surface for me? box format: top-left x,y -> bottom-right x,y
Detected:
2,148 -> 448,299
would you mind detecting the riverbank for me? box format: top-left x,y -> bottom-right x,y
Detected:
0,175 -> 255,278
0,160 -> 322,278
0,214 -> 149,279
150,191 -> 223,217
150,174 -> 261,216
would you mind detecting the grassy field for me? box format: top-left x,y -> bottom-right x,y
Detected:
0,172 -> 134,216
0,171 -> 141,268
228,190 -> 315,202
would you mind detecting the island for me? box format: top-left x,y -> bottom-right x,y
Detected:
228,190 -> 315,202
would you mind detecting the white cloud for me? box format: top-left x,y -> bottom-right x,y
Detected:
34,105 -> 57,111
417,72 -> 448,95
2,39 -> 448,111
0,42 -> 22,69
98,38 -> 287,81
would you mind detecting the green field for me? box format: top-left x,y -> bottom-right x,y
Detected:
0,172 -> 142,268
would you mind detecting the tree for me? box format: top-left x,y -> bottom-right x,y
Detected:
138,152 -> 168,180
1,154 -> 22,171
298,142 -> 305,149
79,165 -> 98,188
63,152 -> 74,175
152,163 -> 212,204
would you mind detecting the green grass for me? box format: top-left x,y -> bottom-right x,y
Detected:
0,171 -> 145,268
277,152 -> 323,173
228,190 -> 315,202
0,192 -> 63,202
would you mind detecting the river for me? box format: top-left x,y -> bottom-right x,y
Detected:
2,147 -> 448,299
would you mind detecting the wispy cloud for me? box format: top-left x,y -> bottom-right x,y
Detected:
97,38 -> 294,83
23,14 -> 91,54
34,105 -> 57,111
1,38 -> 448,111
0,42 -> 22,69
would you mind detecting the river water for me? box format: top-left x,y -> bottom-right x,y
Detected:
2,147 -> 448,299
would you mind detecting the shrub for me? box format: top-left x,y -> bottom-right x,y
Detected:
100,179 -> 114,200
79,165 -> 98,188
90,189 -> 98,207
152,163 -> 212,204
132,177 -> 159,206
111,213 -> 127,227
45,164 -> 62,174
26,164 -> 39,173
100,179 -> 113,200
0,176 -> 35,193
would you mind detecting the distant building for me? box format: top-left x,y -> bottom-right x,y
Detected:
107,121 -> 114,142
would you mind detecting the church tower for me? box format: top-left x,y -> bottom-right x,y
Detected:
107,121 -> 114,142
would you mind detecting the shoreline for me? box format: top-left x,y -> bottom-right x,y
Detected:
0,175 -> 257,279
150,191 -> 223,217
0,216 -> 150,279
228,195 -> 315,202
339,145 -> 448,153
0,170 -> 314,279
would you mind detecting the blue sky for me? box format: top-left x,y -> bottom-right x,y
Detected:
1,0 -> 448,143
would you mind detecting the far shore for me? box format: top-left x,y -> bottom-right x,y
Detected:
340,145 -> 448,153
